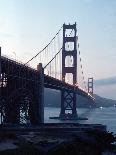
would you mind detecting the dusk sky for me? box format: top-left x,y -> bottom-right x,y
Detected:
0,0 -> 116,99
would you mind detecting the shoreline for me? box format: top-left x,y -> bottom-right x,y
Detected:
0,123 -> 115,154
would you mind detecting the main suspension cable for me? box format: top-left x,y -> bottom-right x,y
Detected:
25,25 -> 63,65
77,36 -> 87,91
44,47 -> 62,69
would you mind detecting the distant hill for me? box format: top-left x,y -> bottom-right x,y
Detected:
44,88 -> 116,108
93,94 -> 116,108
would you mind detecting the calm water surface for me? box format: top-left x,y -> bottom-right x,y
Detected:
44,107 -> 116,133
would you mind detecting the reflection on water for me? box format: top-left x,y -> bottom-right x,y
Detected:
44,107 -> 116,133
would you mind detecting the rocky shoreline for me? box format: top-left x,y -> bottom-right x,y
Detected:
0,124 -> 116,155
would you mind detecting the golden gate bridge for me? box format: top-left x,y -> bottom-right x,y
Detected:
0,23 -> 94,125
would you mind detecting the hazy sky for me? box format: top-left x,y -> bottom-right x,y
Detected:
0,0 -> 116,99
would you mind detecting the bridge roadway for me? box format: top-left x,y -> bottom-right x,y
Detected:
1,55 -> 94,100
44,75 -> 93,99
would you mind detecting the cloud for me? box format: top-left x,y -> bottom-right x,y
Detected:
94,76 -> 116,100
95,76 -> 116,86
0,33 -> 14,38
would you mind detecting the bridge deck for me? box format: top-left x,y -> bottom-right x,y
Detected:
1,56 -> 94,100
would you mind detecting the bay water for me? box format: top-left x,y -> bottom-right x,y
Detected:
44,107 -> 116,134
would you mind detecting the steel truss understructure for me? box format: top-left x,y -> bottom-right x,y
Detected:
0,53 -> 43,125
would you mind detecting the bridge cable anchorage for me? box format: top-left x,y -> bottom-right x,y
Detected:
24,25 -> 63,65
77,36 -> 87,92
44,47 -> 63,69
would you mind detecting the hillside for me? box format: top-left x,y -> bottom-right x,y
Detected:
44,88 -> 116,108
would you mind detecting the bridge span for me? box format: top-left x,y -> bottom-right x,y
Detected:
0,23 -> 94,125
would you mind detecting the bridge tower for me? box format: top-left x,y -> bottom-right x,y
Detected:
60,23 -> 78,119
88,77 -> 93,95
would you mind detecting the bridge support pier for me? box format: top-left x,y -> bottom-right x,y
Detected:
0,47 -> 1,102
60,90 -> 78,120
37,63 -> 44,123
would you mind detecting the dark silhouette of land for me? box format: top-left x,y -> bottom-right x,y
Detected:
44,88 -> 116,108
